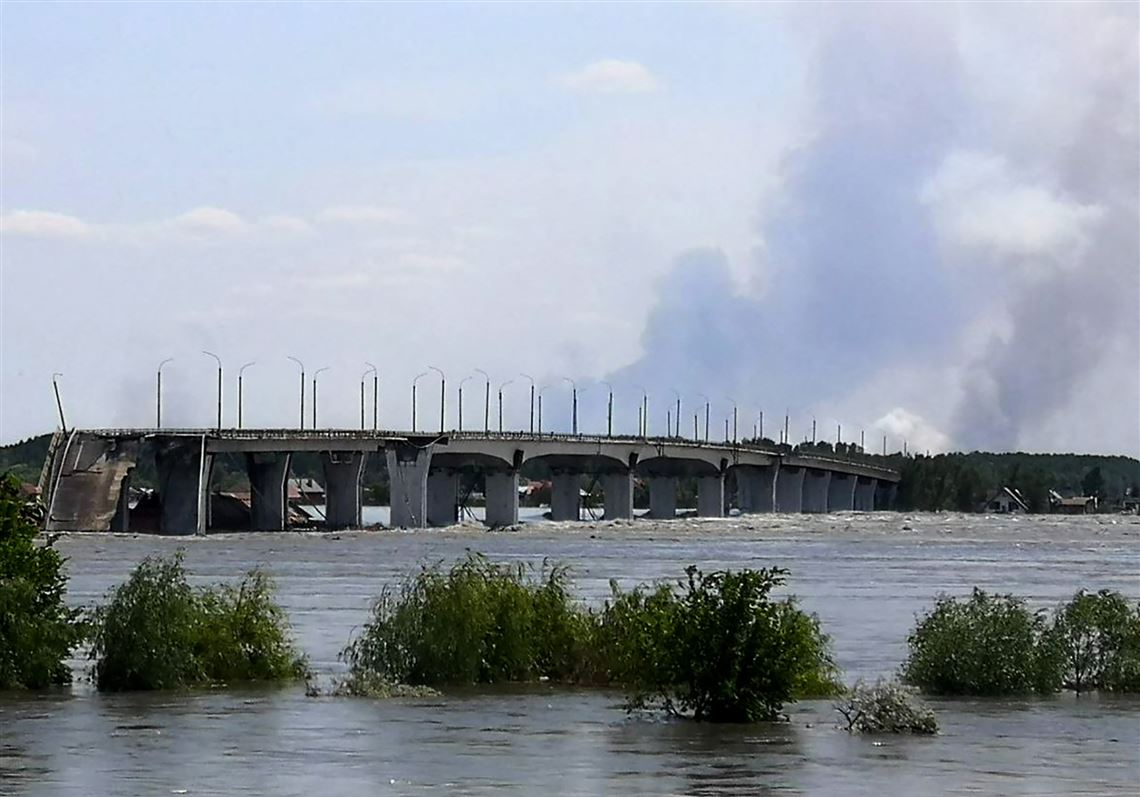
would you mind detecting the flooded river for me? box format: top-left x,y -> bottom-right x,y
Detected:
3,512 -> 1139,795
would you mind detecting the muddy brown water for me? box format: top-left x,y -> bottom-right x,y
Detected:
2,513 -> 1138,795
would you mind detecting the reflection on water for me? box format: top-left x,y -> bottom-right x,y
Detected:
2,513 -> 1138,795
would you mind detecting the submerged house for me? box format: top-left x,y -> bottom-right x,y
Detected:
1049,491 -> 1098,515
982,486 -> 1030,514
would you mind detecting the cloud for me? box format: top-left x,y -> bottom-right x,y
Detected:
874,408 -> 951,455
922,150 -> 1103,270
316,205 -> 413,226
0,210 -> 92,239
168,206 -> 248,237
558,59 -> 660,94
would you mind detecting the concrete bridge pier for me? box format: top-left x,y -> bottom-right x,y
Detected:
246,452 -> 291,530
736,465 -> 777,513
875,482 -> 898,511
550,471 -> 581,521
484,470 -> 519,527
855,477 -> 877,511
155,437 -> 213,535
111,472 -> 131,532
387,443 -> 432,528
321,452 -> 366,529
427,469 -> 460,527
603,471 -> 634,520
775,466 -> 804,513
803,469 -> 831,513
697,474 -> 725,517
648,476 -> 678,519
827,472 -> 857,512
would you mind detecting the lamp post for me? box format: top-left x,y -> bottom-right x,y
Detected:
361,364 -> 378,431
812,417 -> 817,444
411,371 -> 428,431
156,358 -> 173,427
312,367 -> 329,428
633,385 -> 648,437
237,361 -> 255,429
51,372 -> 67,433
784,410 -> 790,446
520,373 -> 535,434
601,381 -> 614,437
670,389 -> 681,438
366,362 -> 378,430
286,356 -> 305,430
758,410 -> 764,441
728,399 -> 738,444
697,392 -> 710,442
428,366 -> 445,433
201,350 -> 223,430
458,375 -> 474,432
497,380 -> 512,432
474,368 -> 490,434
538,385 -> 550,434
562,377 -> 578,435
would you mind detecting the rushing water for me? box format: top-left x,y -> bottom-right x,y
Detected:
3,512 -> 1139,795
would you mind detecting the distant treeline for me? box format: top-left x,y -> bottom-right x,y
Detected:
3,433 -> 1137,513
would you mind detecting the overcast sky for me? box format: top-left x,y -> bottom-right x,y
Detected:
2,3 -> 1136,455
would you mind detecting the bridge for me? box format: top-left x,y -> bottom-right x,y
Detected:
40,428 -> 900,534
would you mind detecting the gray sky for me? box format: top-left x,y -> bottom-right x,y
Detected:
2,3 -> 1137,455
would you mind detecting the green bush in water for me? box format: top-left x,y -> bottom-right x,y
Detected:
89,553 -> 307,691
603,566 -> 842,722
1049,590 -> 1140,693
342,554 -> 591,685
836,680 -> 937,735
0,473 -> 85,689
902,588 -> 1060,696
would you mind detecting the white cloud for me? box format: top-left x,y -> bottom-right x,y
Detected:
316,205 -> 413,226
168,206 -> 248,237
922,150 -> 1104,270
0,210 -> 92,239
558,59 -> 660,94
873,407 -> 951,454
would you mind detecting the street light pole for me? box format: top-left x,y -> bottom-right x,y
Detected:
428,366 -> 445,433
287,356 -> 305,430
202,350 -> 223,430
474,368 -> 490,434
671,390 -> 681,438
497,380 -> 513,432
538,385 -> 549,434
365,362 -> 379,430
412,371 -> 428,431
634,385 -> 648,437
51,373 -> 67,433
562,377 -> 577,435
601,381 -> 613,437
458,375 -> 474,432
237,361 -> 255,429
697,393 -> 710,442
521,374 -> 535,434
156,358 -> 173,427
312,367 -> 329,428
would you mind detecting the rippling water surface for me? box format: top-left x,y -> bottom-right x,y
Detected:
3,513 -> 1138,795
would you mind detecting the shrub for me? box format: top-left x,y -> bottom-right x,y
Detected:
90,553 -> 306,691
0,473 -> 85,689
1049,590 -> 1140,693
604,566 -> 842,722
902,588 -> 1060,696
836,681 -> 937,735
341,554 -> 590,686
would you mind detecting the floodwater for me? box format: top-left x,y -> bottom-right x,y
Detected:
3,513 -> 1139,795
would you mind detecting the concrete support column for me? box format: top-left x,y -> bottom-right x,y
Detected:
426,469 -> 459,527
855,477 -> 877,511
387,443 -> 432,528
246,452 -> 291,530
550,471 -> 580,521
697,474 -> 725,518
827,473 -> 857,512
155,437 -> 213,535
484,471 -> 519,528
603,471 -> 634,520
803,469 -> 831,514
648,476 -> 678,519
775,466 -> 804,513
110,471 -> 131,532
321,452 -> 366,529
887,483 -> 898,510
737,465 -> 777,513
